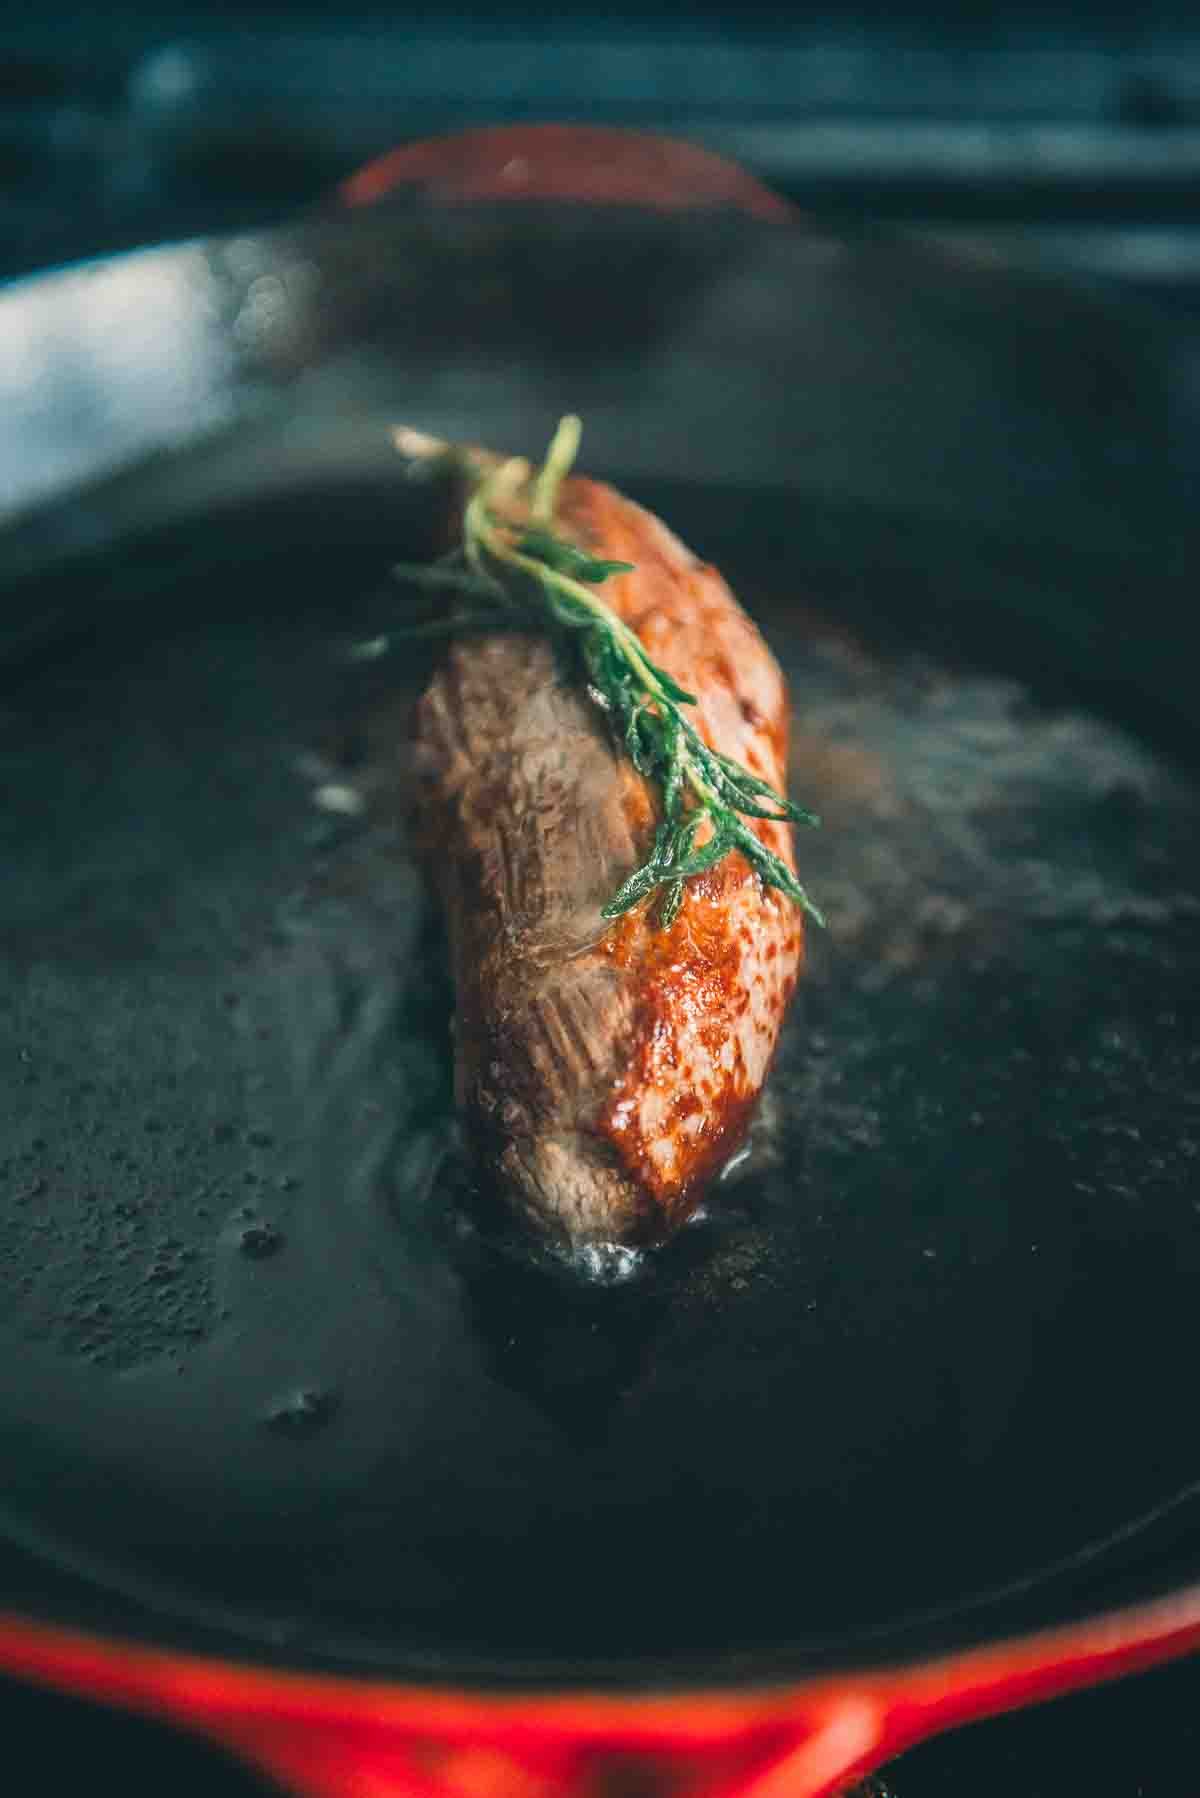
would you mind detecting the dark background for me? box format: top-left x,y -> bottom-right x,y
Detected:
2,5 -> 1199,1794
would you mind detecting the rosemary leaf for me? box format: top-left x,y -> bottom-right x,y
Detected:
391,609 -> 531,641
603,858 -> 667,917
657,880 -> 686,929
391,563 -> 504,603
671,832 -> 734,882
517,529 -> 634,585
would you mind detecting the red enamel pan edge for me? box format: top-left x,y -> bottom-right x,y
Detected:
3,125 -> 1198,1797
3,1583 -> 1200,1797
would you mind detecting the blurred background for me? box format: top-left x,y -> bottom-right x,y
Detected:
2,4 -> 1198,1796
1,2 -> 1199,316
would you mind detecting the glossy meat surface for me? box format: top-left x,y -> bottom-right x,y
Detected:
413,474 -> 804,1243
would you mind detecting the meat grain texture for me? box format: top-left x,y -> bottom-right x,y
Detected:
413,474 -> 804,1245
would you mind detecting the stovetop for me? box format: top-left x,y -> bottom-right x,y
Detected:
2,8 -> 1198,1795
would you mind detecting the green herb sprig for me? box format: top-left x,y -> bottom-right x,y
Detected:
392,416 -> 823,929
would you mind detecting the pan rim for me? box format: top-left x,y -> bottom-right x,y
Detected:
4,1464 -> 1200,1692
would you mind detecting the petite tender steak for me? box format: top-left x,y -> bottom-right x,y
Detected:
412,472 -> 803,1244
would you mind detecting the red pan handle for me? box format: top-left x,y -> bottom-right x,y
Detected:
337,123 -> 795,220
4,123 -> 1198,1798
3,1582 -> 1200,1797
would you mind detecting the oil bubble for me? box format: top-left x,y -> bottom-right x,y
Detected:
239,1222 -> 285,1260
261,1387 -> 339,1438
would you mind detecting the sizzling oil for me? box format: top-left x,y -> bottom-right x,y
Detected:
0,505 -> 1199,1678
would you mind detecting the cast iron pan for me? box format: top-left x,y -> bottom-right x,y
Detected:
1,127 -> 1199,1798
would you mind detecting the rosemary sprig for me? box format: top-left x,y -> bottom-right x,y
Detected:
392,416 -> 823,928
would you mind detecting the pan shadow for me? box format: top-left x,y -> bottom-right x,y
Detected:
438,1165 -> 670,1450
438,1150 -> 769,1453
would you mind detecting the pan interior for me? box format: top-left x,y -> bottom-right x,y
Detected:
1,474 -> 1199,1683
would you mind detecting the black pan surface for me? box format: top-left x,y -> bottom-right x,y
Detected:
0,196 -> 1198,1688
